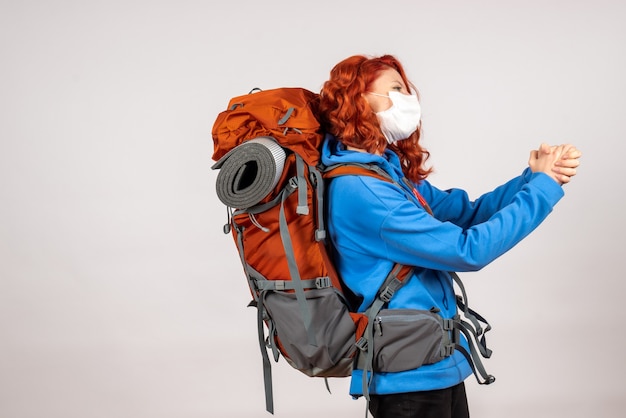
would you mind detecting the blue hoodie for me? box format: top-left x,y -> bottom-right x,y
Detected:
321,135 -> 564,396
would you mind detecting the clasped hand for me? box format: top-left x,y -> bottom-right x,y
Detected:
529,143 -> 581,185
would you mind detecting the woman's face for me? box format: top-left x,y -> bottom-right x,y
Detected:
365,68 -> 410,113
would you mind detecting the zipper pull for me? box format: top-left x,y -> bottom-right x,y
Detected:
374,317 -> 383,336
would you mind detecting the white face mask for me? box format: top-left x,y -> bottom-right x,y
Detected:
370,91 -> 421,144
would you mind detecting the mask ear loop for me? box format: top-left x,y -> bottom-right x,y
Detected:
367,92 -> 390,98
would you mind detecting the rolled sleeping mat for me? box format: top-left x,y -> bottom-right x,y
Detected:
212,136 -> 287,209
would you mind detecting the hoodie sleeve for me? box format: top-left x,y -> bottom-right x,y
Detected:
330,170 -> 564,273
418,168 -> 535,228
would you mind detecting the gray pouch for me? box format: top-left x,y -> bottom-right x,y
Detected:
262,287 -> 358,377
371,308 -> 452,373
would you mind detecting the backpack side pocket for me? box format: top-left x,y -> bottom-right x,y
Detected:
371,308 -> 451,373
262,287 -> 357,377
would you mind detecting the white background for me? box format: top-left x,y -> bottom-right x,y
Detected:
1,1 -> 624,417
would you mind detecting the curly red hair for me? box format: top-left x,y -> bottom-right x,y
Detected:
318,54 -> 432,183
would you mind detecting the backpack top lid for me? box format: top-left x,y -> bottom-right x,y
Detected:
211,87 -> 324,167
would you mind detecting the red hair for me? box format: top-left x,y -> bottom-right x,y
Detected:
318,54 -> 432,183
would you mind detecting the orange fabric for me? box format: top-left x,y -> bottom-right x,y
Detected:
230,160 -> 331,288
212,87 -> 323,166
350,312 -> 369,342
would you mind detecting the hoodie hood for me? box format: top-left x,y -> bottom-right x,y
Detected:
321,134 -> 406,182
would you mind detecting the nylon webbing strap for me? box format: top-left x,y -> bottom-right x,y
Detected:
324,163 -> 421,211
237,159 -> 320,414
254,277 -> 332,291
232,223 -> 260,305
253,182 -> 317,414
456,296 -> 492,355
450,272 -> 492,353
327,163 -> 495,392
310,166 -> 327,241
242,180 -> 295,215
402,177 -> 433,215
256,295 -> 274,413
453,320 -> 496,385
277,180 -> 317,347
295,155 -> 309,215
233,215 -> 275,413
277,106 -> 294,125
323,163 -> 421,404
359,264 -> 414,403
449,271 -> 495,384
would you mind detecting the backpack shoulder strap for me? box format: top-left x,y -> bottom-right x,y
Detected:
324,161 -> 495,395
322,162 -> 392,182
322,162 -> 416,399
324,163 -> 431,213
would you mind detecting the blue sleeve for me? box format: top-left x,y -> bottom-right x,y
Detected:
330,170 -> 564,273
419,168 -> 534,227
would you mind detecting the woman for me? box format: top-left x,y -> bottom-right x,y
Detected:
317,54 -> 581,418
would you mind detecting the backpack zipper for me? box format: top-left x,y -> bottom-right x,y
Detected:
374,312 -> 439,336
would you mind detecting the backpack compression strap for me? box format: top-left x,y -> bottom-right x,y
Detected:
450,271 -> 496,385
228,154 -> 316,415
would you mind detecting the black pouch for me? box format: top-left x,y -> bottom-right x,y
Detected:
369,308 -> 452,373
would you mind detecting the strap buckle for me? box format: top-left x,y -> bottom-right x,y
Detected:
355,336 -> 368,352
442,318 -> 455,331
379,286 -> 395,303
315,277 -> 331,289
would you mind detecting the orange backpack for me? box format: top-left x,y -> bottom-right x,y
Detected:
211,87 -> 413,413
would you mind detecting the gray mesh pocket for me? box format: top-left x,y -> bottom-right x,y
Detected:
372,309 -> 447,373
262,287 -> 357,377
